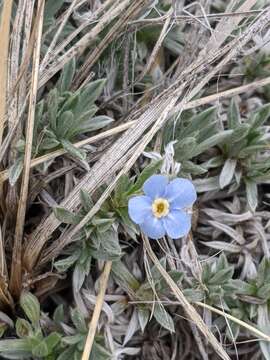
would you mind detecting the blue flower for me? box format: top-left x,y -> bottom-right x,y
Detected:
128,175 -> 197,239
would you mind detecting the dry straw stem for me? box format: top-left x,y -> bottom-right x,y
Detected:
0,0 -> 14,145
9,0 -> 45,297
143,235 -> 230,360
196,302 -> 270,343
81,261 -> 112,360
130,9 -> 263,25
129,297 -> 270,343
198,0 -> 258,57
1,74 -> 270,185
10,0 -> 45,96
0,226 -> 6,278
0,225 -> 9,309
6,0 -> 34,219
23,3 -> 270,270
0,0 -> 47,165
136,8 -> 173,83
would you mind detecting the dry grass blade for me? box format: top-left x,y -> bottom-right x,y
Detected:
131,9 -> 264,25
81,261 -> 112,360
196,302 -> 270,343
172,76 -> 270,115
0,0 -> 13,145
136,8 -> 173,83
201,0 -> 258,56
0,225 -> 10,308
9,0 -> 45,297
0,0 -> 46,164
142,235 -> 230,360
0,226 -> 6,278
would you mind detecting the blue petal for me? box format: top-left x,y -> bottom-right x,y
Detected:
128,196 -> 152,224
143,175 -> 168,200
140,214 -> 165,239
165,178 -> 197,209
163,210 -> 191,239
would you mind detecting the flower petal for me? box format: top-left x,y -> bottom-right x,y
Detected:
143,175 -> 168,199
140,214 -> 165,239
128,195 -> 152,224
163,210 -> 191,239
165,178 -> 197,209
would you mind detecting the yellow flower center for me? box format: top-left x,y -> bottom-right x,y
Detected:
152,198 -> 170,218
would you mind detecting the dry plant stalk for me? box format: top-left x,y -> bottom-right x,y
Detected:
9,0 -> 45,297
131,9 -> 264,26
137,8 -> 173,83
200,0 -> 258,56
196,302 -> 270,343
81,261 -> 112,360
0,0 -> 14,145
0,225 -> 10,308
0,0 -> 47,165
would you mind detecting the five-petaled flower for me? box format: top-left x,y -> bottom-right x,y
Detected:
128,175 -> 197,239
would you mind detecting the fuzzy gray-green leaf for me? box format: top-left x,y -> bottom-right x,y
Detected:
153,304 -> 175,332
61,139 -> 86,161
245,180 -> 258,212
20,292 -> 40,326
219,158 -> 237,189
